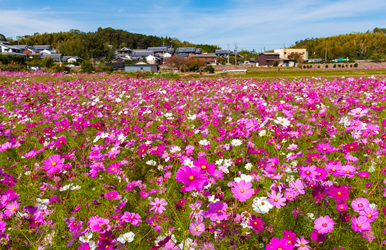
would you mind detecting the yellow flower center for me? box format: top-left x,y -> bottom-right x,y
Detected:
337,192 -> 341,195
51,162 -> 57,166
201,165 -> 207,169
240,189 -> 244,193
189,176 -> 194,180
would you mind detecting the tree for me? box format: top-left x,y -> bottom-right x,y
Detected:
369,52 -> 386,62
217,56 -> 227,64
287,52 -> 304,63
205,65 -> 215,73
81,60 -> 94,73
0,33 -> 6,41
165,56 -> 189,71
187,58 -> 206,72
40,56 -> 54,68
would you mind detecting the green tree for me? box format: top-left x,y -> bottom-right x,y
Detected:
81,60 -> 94,73
0,33 -> 6,41
40,56 -> 54,68
187,59 -> 207,72
369,52 -> 386,62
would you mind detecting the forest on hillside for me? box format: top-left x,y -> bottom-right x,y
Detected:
291,28 -> 386,60
2,28 -> 219,59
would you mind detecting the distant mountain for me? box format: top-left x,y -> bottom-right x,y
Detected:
290,28 -> 386,60
7,27 -> 218,59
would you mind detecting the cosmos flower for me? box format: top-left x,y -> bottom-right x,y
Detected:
231,180 -> 254,202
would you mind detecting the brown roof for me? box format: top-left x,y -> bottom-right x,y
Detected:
190,54 -> 217,58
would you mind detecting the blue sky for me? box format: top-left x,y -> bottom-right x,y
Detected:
1,0 -> 386,51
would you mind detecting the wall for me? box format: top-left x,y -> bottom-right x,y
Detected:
125,65 -> 158,72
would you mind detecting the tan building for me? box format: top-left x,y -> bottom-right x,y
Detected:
274,49 -> 308,61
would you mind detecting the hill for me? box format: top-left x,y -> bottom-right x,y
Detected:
290,27 -> 386,60
3,27 -> 218,59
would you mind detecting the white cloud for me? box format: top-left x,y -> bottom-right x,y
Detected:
0,9 -> 82,39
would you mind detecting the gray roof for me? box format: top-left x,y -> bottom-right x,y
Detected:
13,45 -> 29,50
61,56 -> 79,62
108,45 -> 115,50
195,48 -> 201,54
33,45 -> 51,50
41,54 -> 62,60
147,46 -> 174,53
106,62 -> 125,69
0,41 -> 11,45
118,47 -> 131,52
215,49 -> 230,54
176,47 -> 197,53
131,50 -> 154,57
0,44 -> 23,51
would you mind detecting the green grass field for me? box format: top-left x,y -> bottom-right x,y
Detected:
231,68 -> 386,78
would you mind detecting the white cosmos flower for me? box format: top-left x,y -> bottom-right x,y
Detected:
252,197 -> 273,214
215,159 -> 224,166
208,195 -> 220,203
117,232 -> 135,244
274,117 -> 290,127
79,232 -> 93,243
199,139 -> 210,146
234,174 -> 253,183
184,158 -> 194,168
245,163 -> 253,170
259,130 -> 267,136
231,139 -> 242,146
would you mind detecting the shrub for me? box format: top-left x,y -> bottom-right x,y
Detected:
350,64 -> 353,68
81,60 -> 94,73
39,56 -> 54,68
333,64 -> 336,68
325,65 -> 328,68
205,65 -> 215,73
0,62 -> 25,72
354,63 -> 358,67
318,65 -> 320,68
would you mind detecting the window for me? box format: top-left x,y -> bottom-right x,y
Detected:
284,52 -> 287,54
140,67 -> 143,70
205,58 -> 208,60
302,52 -> 305,54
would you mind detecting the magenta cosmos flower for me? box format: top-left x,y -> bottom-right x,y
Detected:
359,207 -> 379,222
207,201 -> 228,221
351,198 -> 370,212
314,215 -> 335,234
4,201 -> 19,218
105,191 -> 122,200
329,185 -> 349,202
189,221 -> 205,236
266,237 -> 294,250
121,212 -> 142,226
149,198 -> 168,214
248,215 -> 265,232
231,180 -> 254,202
88,215 -> 111,233
193,157 -> 216,175
42,155 -> 64,174
175,165 -> 208,192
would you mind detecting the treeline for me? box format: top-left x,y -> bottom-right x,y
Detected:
2,27 -> 219,59
291,27 -> 386,60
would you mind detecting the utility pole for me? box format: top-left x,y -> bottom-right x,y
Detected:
227,43 -> 230,64
325,43 -> 328,62
162,41 -> 165,65
57,41 -> 62,66
235,43 -> 237,65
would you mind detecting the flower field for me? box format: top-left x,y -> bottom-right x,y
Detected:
0,71 -> 386,249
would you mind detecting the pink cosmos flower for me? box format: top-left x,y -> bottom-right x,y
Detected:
149,198 -> 168,214
299,165 -> 317,180
266,237 -> 294,250
295,236 -> 311,250
0,220 -> 5,234
175,165 -> 208,192
42,155 -> 64,174
289,179 -> 305,195
138,144 -> 147,156
104,191 -> 122,200
88,215 -> 110,233
314,215 -> 335,234
193,157 -> 216,175
283,229 -> 297,245
336,203 -> 348,211
207,201 -> 228,221
351,216 -> 371,232
231,180 -> 254,202
359,207 -> 379,223
4,201 -> 19,218
146,217 -> 162,233
189,221 -> 205,236
351,198 -> 370,212
22,149 -> 37,158
358,171 -> 370,179
121,212 -> 142,226
267,190 -> 286,208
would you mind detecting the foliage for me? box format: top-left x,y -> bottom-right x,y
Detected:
0,33 -> 7,41
81,60 -> 95,73
187,59 -> 207,72
291,27 -> 386,60
287,52 -> 304,63
195,44 -> 219,53
216,56 -> 227,64
165,56 -> 189,71
0,62 -> 25,72
39,56 -> 54,68
204,65 -> 215,73
0,54 -> 26,65
369,53 -> 386,62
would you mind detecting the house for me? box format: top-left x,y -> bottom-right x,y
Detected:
105,62 -> 125,71
32,45 -> 53,53
274,49 -> 308,61
258,53 -> 295,67
215,49 -> 230,57
131,50 -> 154,59
117,47 -> 131,53
189,53 -> 217,64
147,46 -> 174,56
40,54 -> 62,61
61,56 -> 79,63
0,41 -> 25,55
108,45 -> 116,51
146,54 -> 158,64
175,47 -> 202,56
124,61 -> 158,73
